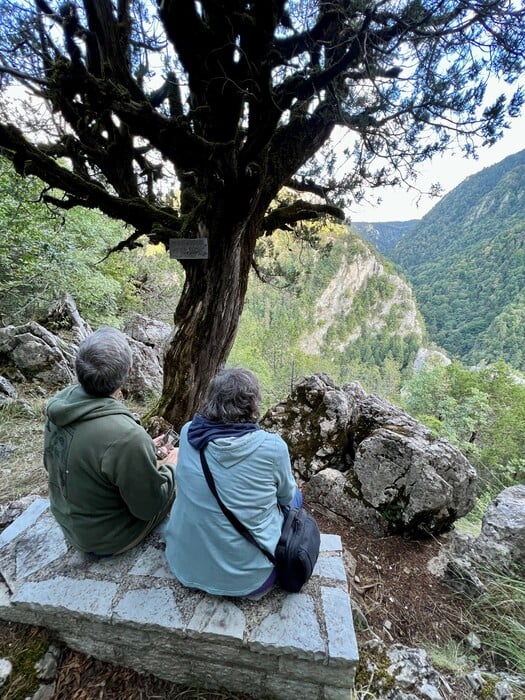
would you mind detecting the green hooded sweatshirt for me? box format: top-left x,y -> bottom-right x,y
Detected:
43,384 -> 175,555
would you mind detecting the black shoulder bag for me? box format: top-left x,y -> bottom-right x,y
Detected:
199,449 -> 320,593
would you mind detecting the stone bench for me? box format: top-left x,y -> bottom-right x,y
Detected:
0,498 -> 358,700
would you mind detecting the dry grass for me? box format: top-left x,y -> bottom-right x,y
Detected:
0,393 -> 48,502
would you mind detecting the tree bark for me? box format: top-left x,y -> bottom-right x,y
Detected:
157,220 -> 257,429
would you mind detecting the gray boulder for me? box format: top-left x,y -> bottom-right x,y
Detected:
0,658 -> 12,688
431,485 -> 525,587
349,390 -> 477,536
0,373 -> 34,418
0,322 -> 76,386
123,313 -> 171,363
0,375 -> 17,408
427,530 -> 487,598
358,640 -> 453,699
263,374 -> 477,536
122,337 -> 163,400
473,485 -> 525,573
0,375 -> 16,399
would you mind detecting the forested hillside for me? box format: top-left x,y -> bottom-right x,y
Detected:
388,149 -> 525,369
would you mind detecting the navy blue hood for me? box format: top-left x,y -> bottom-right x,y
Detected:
187,413 -> 260,450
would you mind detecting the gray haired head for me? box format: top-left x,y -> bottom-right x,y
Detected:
75,326 -> 132,397
201,367 -> 261,423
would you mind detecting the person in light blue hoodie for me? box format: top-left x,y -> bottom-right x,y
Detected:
164,367 -> 302,597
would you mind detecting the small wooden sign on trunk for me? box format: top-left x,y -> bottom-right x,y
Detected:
169,238 -> 209,259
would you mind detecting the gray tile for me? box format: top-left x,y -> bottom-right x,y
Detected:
321,587 -> 359,663
250,594 -> 325,659
320,534 -> 342,553
187,597 -> 245,641
113,587 -> 183,630
12,576 -> 117,619
313,556 -> 347,582
14,517 -> 68,579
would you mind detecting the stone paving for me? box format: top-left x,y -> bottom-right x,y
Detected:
0,498 -> 358,700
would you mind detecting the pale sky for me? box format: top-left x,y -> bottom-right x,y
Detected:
347,108 -> 525,223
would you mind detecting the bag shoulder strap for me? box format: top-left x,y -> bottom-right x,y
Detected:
199,448 -> 276,565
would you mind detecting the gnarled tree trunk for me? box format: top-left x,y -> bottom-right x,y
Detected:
158,219 -> 258,429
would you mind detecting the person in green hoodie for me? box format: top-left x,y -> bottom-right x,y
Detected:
43,326 -> 177,556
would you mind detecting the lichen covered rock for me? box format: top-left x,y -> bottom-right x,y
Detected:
263,374 -> 477,536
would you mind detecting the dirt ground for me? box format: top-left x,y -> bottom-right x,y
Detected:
319,511 -> 466,643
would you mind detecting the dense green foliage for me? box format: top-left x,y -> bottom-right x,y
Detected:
390,150 -> 525,369
402,360 -> 525,497
0,157 -> 182,328
468,293 -> 525,370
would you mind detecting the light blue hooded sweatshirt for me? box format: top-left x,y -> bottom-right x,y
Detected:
164,420 -> 296,596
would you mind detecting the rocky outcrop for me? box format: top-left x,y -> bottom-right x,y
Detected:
0,322 -> 76,387
299,246 -> 423,355
262,374 -> 477,537
473,485 -> 525,572
429,485 -> 525,593
262,373 -> 356,479
362,640 -> 452,699
358,637 -> 524,700
123,313 -> 171,364
413,347 -> 451,370
0,300 -> 166,401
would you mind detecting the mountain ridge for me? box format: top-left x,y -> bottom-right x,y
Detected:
355,149 -> 525,369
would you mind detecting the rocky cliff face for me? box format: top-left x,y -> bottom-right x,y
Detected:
299,243 -> 423,356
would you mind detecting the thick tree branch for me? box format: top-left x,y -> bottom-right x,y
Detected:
262,199 -> 344,234
0,121 -> 180,238
273,4 -> 343,63
285,177 -> 334,199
